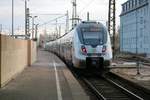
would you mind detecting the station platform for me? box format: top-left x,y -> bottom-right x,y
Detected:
0,49 -> 89,100
111,61 -> 150,92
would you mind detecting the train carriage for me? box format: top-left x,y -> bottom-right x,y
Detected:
45,21 -> 112,71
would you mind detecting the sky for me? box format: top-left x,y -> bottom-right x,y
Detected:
0,0 -> 127,34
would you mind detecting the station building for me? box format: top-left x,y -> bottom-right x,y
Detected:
120,0 -> 150,55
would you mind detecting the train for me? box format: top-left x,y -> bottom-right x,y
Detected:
45,21 -> 112,71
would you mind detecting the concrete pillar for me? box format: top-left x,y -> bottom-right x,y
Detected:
28,40 -> 31,66
27,40 -> 37,66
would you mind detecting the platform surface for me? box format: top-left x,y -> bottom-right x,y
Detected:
111,61 -> 150,91
0,49 -> 89,100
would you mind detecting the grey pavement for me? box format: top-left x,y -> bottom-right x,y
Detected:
0,49 -> 89,100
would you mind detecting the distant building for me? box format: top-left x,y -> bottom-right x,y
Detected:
120,0 -> 150,55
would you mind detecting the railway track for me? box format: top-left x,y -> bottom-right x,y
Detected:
66,59 -> 149,100
106,72 -> 150,99
82,75 -> 144,100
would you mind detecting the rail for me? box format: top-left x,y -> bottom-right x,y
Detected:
82,75 -> 144,100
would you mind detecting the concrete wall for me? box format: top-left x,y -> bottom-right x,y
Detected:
0,34 -> 37,87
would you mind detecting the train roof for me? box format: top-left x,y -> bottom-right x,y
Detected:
47,21 -> 106,42
77,21 -> 105,28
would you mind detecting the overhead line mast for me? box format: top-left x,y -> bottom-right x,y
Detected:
72,0 -> 77,28
65,11 -> 69,33
108,0 -> 116,59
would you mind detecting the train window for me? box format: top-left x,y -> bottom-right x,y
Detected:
80,27 -> 107,45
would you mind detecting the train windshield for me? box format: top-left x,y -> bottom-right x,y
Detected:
80,27 -> 107,45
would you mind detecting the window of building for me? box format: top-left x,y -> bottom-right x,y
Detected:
128,1 -> 130,10
130,0 -> 133,8
124,4 -> 126,11
129,1 -> 131,9
134,0 -> 136,6
140,17 -> 143,24
123,4 -> 126,12
140,28 -> 143,37
139,0 -> 141,4
126,2 -> 128,10
144,19 -> 146,28
135,0 -> 138,6
140,44 -> 142,48
144,7 -> 146,15
132,0 -> 135,7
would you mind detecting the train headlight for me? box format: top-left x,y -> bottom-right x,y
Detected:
81,45 -> 87,54
102,45 -> 107,53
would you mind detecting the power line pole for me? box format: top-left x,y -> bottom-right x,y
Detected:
87,12 -> 90,21
72,0 -> 77,28
35,24 -> 39,40
0,24 -> 2,34
32,17 -> 34,39
59,25 -> 61,37
25,0 -> 27,38
31,16 -> 38,39
108,0 -> 116,59
55,19 -> 58,38
12,0 -> 14,36
25,0 -> 31,39
26,8 -> 30,37
65,11 -> 69,33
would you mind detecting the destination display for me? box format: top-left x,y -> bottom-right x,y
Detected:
81,27 -> 101,32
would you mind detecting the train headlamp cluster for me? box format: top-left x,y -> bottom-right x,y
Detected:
81,45 -> 87,54
102,45 -> 107,53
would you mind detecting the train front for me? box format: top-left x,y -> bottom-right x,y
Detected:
73,21 -> 112,70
